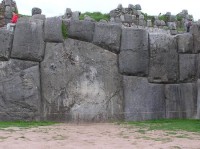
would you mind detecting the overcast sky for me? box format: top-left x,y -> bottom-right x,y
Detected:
16,0 -> 200,20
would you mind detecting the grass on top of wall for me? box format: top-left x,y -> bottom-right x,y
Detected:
0,121 -> 57,128
122,119 -> 200,132
79,12 -> 110,21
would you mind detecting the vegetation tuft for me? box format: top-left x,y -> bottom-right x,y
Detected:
125,119 -> 200,132
79,12 -> 110,22
0,121 -> 57,128
62,21 -> 68,39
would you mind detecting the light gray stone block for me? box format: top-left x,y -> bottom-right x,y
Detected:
176,33 -> 193,53
32,14 -> 46,21
0,59 -> 41,121
40,39 -> 123,122
165,83 -> 197,119
0,29 -> 13,60
68,20 -> 95,42
179,54 -> 197,82
44,17 -> 63,42
93,23 -> 122,54
11,18 -> 45,62
123,76 -> 165,121
190,24 -> 200,53
148,33 -> 178,83
119,28 -> 149,76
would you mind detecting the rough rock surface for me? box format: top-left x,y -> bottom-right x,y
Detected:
197,80 -> 200,119
44,17 -> 63,43
32,14 -> 46,21
0,59 -> 41,121
176,33 -> 193,53
68,20 -> 95,42
123,76 -> 165,121
119,28 -> 149,76
40,39 -> 123,121
179,54 -> 197,82
93,23 -> 122,54
11,18 -> 45,62
0,29 -> 13,60
32,7 -> 42,16
190,24 -> 200,53
165,83 -> 197,119
149,33 -> 178,83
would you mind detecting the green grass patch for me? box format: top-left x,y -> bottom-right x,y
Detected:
126,119 -> 200,132
79,12 -> 110,22
0,121 -> 57,128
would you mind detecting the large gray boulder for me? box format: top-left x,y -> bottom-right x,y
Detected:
190,24 -> 200,53
148,33 -> 178,83
176,33 -> 193,53
93,23 -> 122,54
165,83 -> 197,119
11,18 -> 45,62
119,28 -> 148,76
68,20 -> 95,42
123,76 -> 165,121
40,39 -> 123,122
179,54 -> 197,82
4,0 -> 12,6
44,17 -> 63,43
32,14 -> 46,21
0,29 -> 13,60
0,59 -> 41,121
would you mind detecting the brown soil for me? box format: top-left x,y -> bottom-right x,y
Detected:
0,123 -> 199,149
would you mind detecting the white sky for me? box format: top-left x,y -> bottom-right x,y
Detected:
16,0 -> 200,20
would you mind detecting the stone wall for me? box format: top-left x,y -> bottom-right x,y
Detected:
0,6 -> 200,122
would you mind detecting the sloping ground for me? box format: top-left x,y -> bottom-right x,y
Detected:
0,123 -> 199,149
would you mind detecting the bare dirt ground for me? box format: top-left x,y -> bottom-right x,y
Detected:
0,123 -> 199,149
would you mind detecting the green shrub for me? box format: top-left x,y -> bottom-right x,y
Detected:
79,12 -> 110,22
62,21 -> 68,39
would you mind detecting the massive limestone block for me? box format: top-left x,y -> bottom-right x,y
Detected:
190,24 -> 200,53
0,59 -> 41,121
119,28 -> 149,76
123,76 -> 165,121
165,83 -> 197,119
149,33 -> 178,83
44,17 -> 63,42
179,54 -> 197,82
93,23 -> 122,54
68,20 -> 95,42
40,39 -> 123,121
176,33 -> 193,53
32,14 -> 46,21
11,18 -> 45,62
0,29 -> 13,60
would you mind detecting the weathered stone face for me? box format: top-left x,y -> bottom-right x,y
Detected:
40,39 -> 123,122
68,20 -> 95,42
0,59 -> 41,121
190,24 -> 200,53
176,33 -> 193,53
11,18 -> 45,62
197,80 -> 200,119
0,29 -> 13,60
93,23 -> 122,54
148,33 -> 178,83
123,76 -> 165,121
165,83 -> 197,119
32,14 -> 46,21
119,28 -> 149,76
44,17 -> 63,43
32,7 -> 42,16
179,54 -> 197,82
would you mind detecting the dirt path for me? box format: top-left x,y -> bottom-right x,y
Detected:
0,123 -> 199,149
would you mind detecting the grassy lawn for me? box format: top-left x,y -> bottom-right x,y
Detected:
0,121 -> 57,128
125,119 -> 200,132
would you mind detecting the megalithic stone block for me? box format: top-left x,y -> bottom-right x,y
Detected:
0,29 -> 13,60
148,33 -> 178,83
165,83 -> 197,119
68,20 -> 95,42
123,76 -> 165,121
11,17 -> 45,62
176,33 -> 194,53
179,54 -> 197,82
93,22 -> 122,54
197,79 -> 200,119
190,24 -> 200,53
44,17 -> 63,43
0,59 -> 41,121
119,28 -> 149,76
